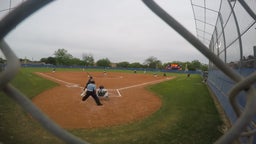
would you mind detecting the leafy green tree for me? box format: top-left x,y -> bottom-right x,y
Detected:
96,58 -> 111,67
187,63 -> 196,71
128,62 -> 143,68
70,57 -> 84,66
117,61 -> 130,68
185,60 -> 207,71
40,57 -> 56,65
144,56 -> 162,69
191,60 -> 201,70
54,48 -> 73,65
47,57 -> 57,65
40,58 -> 47,63
82,53 -> 94,66
201,64 -> 208,71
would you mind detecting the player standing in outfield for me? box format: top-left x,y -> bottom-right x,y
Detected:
187,73 -> 191,79
82,80 -> 103,106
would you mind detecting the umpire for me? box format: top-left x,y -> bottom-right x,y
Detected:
82,80 -> 103,106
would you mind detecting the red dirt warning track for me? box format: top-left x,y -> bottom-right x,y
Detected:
33,71 -> 173,129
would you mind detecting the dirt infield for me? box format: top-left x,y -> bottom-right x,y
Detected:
32,71 -> 173,129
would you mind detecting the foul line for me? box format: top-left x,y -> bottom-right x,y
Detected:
118,78 -> 171,91
115,77 -> 172,97
37,73 -> 121,97
37,73 -> 173,98
37,72 -> 83,88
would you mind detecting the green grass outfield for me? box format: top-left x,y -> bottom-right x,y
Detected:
0,68 -> 223,144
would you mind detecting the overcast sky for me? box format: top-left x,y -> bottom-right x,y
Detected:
2,0 -> 209,64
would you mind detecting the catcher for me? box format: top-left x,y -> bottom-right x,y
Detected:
97,85 -> 109,100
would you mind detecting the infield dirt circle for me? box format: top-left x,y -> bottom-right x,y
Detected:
33,71 -> 174,129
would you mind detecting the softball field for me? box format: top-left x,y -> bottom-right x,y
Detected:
33,71 -> 174,129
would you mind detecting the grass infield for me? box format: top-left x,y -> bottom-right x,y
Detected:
0,68 -> 223,144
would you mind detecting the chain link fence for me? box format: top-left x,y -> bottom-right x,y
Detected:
1,0 -> 256,143
190,0 -> 256,143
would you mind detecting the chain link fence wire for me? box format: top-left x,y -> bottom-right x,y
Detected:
189,0 -> 256,143
0,0 -> 89,144
142,0 -> 256,144
1,0 -> 256,143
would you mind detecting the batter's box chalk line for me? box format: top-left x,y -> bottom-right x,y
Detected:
38,73 -> 121,97
107,89 -> 122,97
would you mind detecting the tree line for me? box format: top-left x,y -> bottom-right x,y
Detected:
0,48 -> 208,71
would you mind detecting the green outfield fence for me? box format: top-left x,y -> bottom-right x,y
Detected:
1,0 -> 256,144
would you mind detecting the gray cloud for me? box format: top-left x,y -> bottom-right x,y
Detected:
4,0 -> 208,64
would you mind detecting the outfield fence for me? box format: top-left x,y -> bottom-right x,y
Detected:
0,0 -> 256,144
